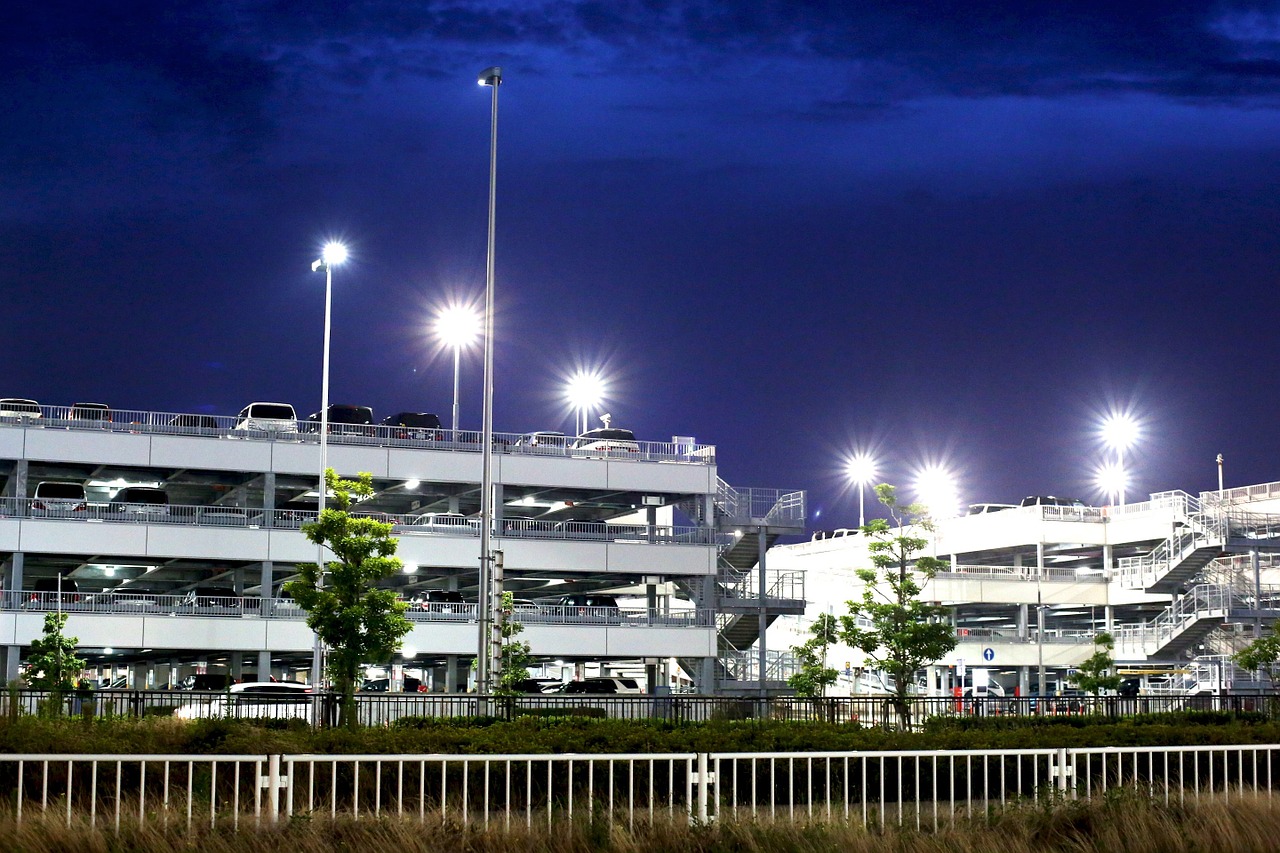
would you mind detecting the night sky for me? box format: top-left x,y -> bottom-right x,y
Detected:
5,2 -> 1280,526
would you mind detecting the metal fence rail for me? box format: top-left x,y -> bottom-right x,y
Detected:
0,408 -> 716,464
0,744 -> 1276,830
5,690 -> 1277,726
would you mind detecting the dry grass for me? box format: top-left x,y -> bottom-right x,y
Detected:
4,792 -> 1279,852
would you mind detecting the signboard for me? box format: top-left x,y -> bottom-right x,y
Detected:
956,658 -> 966,678
983,647 -> 995,662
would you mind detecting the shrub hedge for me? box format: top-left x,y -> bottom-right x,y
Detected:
1,711 -> 1279,756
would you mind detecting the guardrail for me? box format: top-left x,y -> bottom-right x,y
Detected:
2,591 -> 713,627
938,564 -> 1107,583
0,407 -> 716,464
0,498 -> 719,545
715,481 -> 806,526
0,740 -> 1276,829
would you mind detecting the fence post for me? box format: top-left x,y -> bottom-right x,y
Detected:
267,754 -> 280,822
1056,748 -> 1074,798
696,752 -> 709,824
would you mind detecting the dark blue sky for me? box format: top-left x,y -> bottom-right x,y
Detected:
5,2 -> 1280,525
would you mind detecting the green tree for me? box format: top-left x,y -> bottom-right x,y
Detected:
787,613 -> 839,699
24,611 -> 84,715
1234,625 -> 1280,688
286,469 -> 413,728
1069,631 -> 1123,697
838,484 -> 957,730
494,592 -> 535,701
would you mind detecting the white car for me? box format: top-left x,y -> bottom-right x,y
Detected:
0,398 -> 41,421
514,431 -> 570,452
174,681 -> 315,720
571,428 -> 640,458
30,481 -> 88,517
232,402 -> 298,436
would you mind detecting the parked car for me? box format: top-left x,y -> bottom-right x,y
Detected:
197,505 -> 253,526
967,503 -> 1016,515
380,412 -> 444,441
305,404 -> 375,436
511,677 -> 562,694
0,398 -> 41,421
1118,678 -> 1141,698
409,590 -> 467,616
108,487 -> 169,517
1020,495 -> 1086,508
408,512 -> 476,532
30,481 -> 88,517
232,402 -> 298,436
168,414 -> 219,433
184,586 -> 254,611
557,677 -> 643,695
69,402 -> 111,424
360,676 -> 425,693
29,577 -> 79,607
179,673 -> 236,690
514,431 -> 570,452
109,587 -> 166,608
558,593 -> 622,623
173,681 -> 314,720
572,428 -> 640,457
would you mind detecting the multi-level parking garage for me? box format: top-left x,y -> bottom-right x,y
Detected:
0,403 -> 805,692
767,486 -> 1280,696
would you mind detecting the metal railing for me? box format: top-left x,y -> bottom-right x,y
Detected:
1,741 -> 1277,828
938,564 -> 1108,583
0,498 -> 719,545
1204,480 -> 1280,506
1113,583 -> 1237,652
714,480 -> 806,526
723,568 -> 806,602
2,591 -> 714,628
0,406 -> 716,464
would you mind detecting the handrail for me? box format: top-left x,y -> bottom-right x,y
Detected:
0,407 -> 716,464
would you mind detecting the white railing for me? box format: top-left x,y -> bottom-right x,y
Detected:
3,591 -> 714,627
725,568 -> 806,602
0,498 -> 719,545
1203,481 -> 1280,506
1113,584 -> 1237,652
938,564 -> 1107,583
0,406 -> 716,464
720,648 -> 801,683
2,744 -> 1275,829
1115,496 -> 1227,589
715,480 -> 806,526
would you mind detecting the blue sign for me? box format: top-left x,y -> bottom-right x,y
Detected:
982,648 -> 995,662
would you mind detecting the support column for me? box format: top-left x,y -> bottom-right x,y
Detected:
230,653 -> 243,682
260,561 -> 274,616
9,553 -> 23,601
1019,666 -> 1030,697
257,651 -> 271,682
1102,543 -> 1114,579
446,656 -> 459,693
1017,604 -> 1029,641
1104,606 -> 1114,634
1,646 -> 20,683
12,460 -> 28,501
262,472 -> 276,529
757,525 -> 767,695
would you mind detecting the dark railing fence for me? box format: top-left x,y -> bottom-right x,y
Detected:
5,689 -> 1278,727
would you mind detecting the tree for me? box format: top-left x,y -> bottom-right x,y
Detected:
25,611 -> 84,716
787,613 -> 839,700
286,469 -> 413,728
1234,625 -> 1280,688
1069,631 -> 1123,697
838,484 -> 957,730
494,592 -> 535,702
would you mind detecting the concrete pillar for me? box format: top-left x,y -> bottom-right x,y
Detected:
1104,606 -> 1114,633
1019,666 -> 1030,696
1,646 -> 20,683
8,553 -> 23,604
700,657 -> 717,694
13,460 -> 28,500
262,472 -> 276,528
446,655 -> 459,692
260,561 -> 274,615
447,495 -> 460,514
230,653 -> 243,681
1102,543 -> 1114,578
1017,604 -> 1029,640
257,651 -> 271,682
646,506 -> 657,544
233,566 -> 245,596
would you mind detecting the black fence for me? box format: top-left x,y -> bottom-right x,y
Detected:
4,688 -> 1277,727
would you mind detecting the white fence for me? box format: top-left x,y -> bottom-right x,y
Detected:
0,743 -> 1275,829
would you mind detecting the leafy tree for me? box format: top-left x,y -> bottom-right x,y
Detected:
494,592 -> 535,700
24,611 -> 84,715
838,484 -> 957,730
1069,631 -> 1123,697
787,613 -> 839,699
1234,625 -> 1280,688
286,469 -> 413,728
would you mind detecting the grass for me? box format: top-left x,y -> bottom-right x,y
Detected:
2,791 -> 1278,851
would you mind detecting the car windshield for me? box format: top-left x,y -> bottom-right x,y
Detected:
321,406 -> 372,424
577,429 -> 637,442
117,489 -> 166,504
1,399 -> 40,414
249,404 -> 295,420
387,413 -> 441,428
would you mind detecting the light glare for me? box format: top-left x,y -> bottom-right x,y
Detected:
913,464 -> 960,519
1095,462 -> 1127,502
321,241 -> 348,266
846,453 -> 878,485
1100,411 -> 1140,452
565,371 -> 606,410
435,304 -> 482,349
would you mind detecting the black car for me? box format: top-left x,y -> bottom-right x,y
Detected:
305,404 -> 375,436
168,414 -> 219,433
381,412 -> 444,441
361,676 -> 424,693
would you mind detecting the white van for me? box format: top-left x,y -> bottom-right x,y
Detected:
31,481 -> 88,517
233,402 -> 298,436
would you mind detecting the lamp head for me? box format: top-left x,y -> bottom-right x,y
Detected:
478,66 -> 502,86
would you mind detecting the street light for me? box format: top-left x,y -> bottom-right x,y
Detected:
434,303 -> 481,435
914,464 -> 960,520
309,240 -> 347,689
476,65 -> 502,700
565,371 -> 605,435
1095,461 -> 1126,507
1099,411 -> 1140,506
845,453 -> 878,528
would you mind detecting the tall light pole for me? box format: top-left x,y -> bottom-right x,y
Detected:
309,240 -> 347,687
477,65 -> 502,698
435,304 -> 481,436
846,453 -> 877,528
1100,412 -> 1139,506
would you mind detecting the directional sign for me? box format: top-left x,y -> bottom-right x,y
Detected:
956,658 -> 966,678
983,647 -> 995,662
